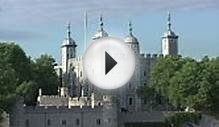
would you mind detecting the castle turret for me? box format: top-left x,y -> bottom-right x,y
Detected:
61,23 -> 77,86
124,21 -> 140,54
161,12 -> 178,56
92,15 -> 109,40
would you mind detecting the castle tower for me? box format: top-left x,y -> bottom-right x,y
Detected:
124,21 -> 140,54
161,12 -> 178,56
61,23 -> 77,86
92,15 -> 109,40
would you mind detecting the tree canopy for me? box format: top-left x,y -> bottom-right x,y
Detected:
165,112 -> 201,127
0,43 -> 33,83
150,56 -> 219,112
0,43 -> 59,112
31,54 -> 59,95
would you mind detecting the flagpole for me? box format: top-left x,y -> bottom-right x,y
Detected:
84,11 -> 88,53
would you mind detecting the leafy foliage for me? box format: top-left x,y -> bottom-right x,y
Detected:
151,56 -> 185,97
0,43 -> 59,112
165,112 -> 201,127
31,54 -> 59,95
0,43 -> 33,83
150,56 -> 219,112
15,81 -> 38,105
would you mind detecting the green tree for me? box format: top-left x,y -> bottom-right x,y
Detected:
0,43 -> 59,113
0,60 -> 17,112
32,54 -> 59,95
165,112 -> 201,127
150,56 -> 185,98
16,81 -> 37,105
168,59 -> 202,109
150,56 -> 219,112
0,43 -> 34,112
0,43 -> 33,83
169,57 -> 219,111
202,57 -> 219,111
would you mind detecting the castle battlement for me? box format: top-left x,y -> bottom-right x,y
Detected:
144,53 -> 163,59
24,105 -> 106,113
40,95 -> 68,99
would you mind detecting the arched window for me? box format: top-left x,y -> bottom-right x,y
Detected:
98,102 -> 101,106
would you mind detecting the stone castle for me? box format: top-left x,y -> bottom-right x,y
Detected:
10,13 -> 179,127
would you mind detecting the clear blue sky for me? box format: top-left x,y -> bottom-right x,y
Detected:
0,0 -> 218,62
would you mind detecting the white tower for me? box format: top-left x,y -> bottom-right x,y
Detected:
61,23 -> 77,86
124,21 -> 140,54
123,21 -> 142,112
162,13 -> 178,56
92,15 -> 108,40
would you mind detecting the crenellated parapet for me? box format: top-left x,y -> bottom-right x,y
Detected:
68,96 -> 94,108
37,95 -> 68,107
23,105 -> 105,113
144,53 -> 163,60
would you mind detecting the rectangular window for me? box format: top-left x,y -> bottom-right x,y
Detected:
144,71 -> 146,76
61,120 -> 66,126
129,98 -> 133,105
128,83 -> 131,89
76,118 -> 80,126
96,119 -> 101,125
80,71 -> 82,77
67,53 -> 69,58
47,119 -> 51,126
25,120 -> 29,127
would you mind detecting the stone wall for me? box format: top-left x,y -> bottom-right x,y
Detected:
118,111 -> 170,127
10,98 -> 118,127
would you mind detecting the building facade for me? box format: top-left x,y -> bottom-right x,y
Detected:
10,13 -> 179,127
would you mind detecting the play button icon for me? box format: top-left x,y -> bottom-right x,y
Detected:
83,37 -> 135,90
105,51 -> 117,75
